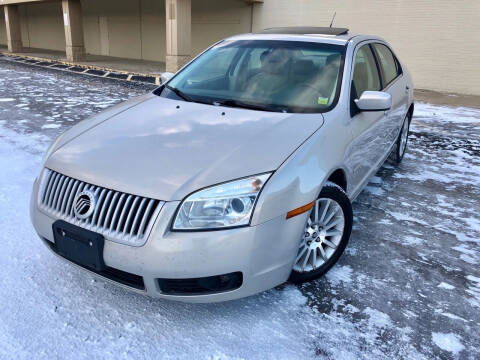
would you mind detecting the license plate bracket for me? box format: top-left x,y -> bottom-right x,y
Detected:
52,220 -> 106,272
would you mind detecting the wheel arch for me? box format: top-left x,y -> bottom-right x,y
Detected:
325,168 -> 348,193
407,103 -> 414,123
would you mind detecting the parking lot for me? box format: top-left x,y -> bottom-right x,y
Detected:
0,56 -> 478,359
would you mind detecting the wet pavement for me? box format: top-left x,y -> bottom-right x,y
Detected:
0,56 -> 479,359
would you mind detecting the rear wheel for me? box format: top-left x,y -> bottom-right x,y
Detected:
289,182 -> 353,284
394,113 -> 411,164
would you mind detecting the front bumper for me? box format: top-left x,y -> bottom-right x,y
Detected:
30,178 -> 308,303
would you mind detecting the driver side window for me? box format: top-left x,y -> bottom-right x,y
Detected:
352,45 -> 381,98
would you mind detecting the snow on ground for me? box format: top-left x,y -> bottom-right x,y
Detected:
0,56 -> 479,359
431,333 -> 465,356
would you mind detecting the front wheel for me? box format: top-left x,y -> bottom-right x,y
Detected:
289,182 -> 353,284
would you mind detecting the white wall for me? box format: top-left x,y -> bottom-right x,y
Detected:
192,0 -> 252,55
81,0 -> 251,61
81,0 -> 166,61
252,0 -> 480,95
0,11 -> 7,46
19,1 -> 65,51
82,0 -> 143,59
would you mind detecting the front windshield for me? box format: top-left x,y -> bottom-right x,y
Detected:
158,40 -> 346,113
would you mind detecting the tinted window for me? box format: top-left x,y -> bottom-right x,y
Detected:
188,47 -> 239,82
373,43 -> 401,85
352,45 -> 381,98
160,40 -> 346,113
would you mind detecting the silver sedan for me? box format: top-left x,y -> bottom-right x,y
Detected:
30,27 -> 414,302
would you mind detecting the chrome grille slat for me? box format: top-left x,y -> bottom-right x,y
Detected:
103,192 -> 119,230
97,190 -> 112,228
116,195 -> 133,233
38,169 -> 164,246
138,199 -> 155,237
47,172 -> 60,207
130,197 -> 146,237
59,178 -> 74,214
111,193 -> 126,233
54,175 -> 68,211
124,196 -> 140,235
71,182 -> 86,217
66,180 -> 80,216
92,188 -> 107,226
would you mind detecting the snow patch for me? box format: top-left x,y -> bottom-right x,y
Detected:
434,310 -> 468,323
363,307 -> 392,328
325,265 -> 353,285
401,235 -> 423,246
431,332 -> 465,355
364,185 -> 385,196
41,123 -> 62,129
437,282 -> 455,290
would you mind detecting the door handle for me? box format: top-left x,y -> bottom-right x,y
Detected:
405,85 -> 410,94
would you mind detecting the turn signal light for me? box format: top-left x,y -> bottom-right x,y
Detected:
286,201 -> 315,219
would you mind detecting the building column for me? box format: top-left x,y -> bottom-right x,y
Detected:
62,0 -> 85,61
4,5 -> 23,53
165,0 -> 191,72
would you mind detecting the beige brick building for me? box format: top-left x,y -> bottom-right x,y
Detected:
1,0 -> 479,95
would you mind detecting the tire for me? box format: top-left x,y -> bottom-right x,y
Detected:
289,182 -> 353,284
393,112 -> 411,164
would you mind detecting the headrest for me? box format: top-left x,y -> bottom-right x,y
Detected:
354,62 -> 368,80
292,59 -> 316,76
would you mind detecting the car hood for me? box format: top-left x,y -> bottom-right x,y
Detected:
46,94 -> 324,201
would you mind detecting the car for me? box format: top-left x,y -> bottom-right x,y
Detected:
30,27 -> 414,303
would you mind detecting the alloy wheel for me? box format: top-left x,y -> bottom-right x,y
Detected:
293,198 -> 345,273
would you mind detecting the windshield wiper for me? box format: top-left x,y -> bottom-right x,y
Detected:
214,99 -> 288,113
165,85 -> 193,102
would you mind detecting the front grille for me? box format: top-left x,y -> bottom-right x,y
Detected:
38,169 -> 164,246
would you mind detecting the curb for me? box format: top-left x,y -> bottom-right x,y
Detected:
0,51 -> 162,86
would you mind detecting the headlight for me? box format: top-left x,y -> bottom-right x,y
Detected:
173,173 -> 272,230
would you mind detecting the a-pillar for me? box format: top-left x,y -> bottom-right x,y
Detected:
4,5 -> 23,53
165,0 -> 191,72
62,0 -> 85,61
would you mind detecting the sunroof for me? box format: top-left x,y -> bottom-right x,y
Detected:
259,27 -> 349,36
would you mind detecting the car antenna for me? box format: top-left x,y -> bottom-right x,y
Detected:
329,12 -> 336,28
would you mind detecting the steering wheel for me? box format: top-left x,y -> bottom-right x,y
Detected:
292,83 -> 324,105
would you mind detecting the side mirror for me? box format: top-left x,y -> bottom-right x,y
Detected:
354,91 -> 392,112
160,72 -> 175,84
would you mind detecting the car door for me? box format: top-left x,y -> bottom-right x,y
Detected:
345,43 -> 387,196
371,43 -> 409,149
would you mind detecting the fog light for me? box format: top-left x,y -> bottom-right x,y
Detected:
157,272 -> 243,295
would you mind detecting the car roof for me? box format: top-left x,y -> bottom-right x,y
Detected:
226,27 -> 384,47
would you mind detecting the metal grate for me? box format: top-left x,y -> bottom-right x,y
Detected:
38,169 -> 164,246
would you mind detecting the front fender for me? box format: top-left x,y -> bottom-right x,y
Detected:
251,114 -> 353,226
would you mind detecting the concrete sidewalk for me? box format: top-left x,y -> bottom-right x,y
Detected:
1,47 -> 165,76
415,89 -> 480,109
